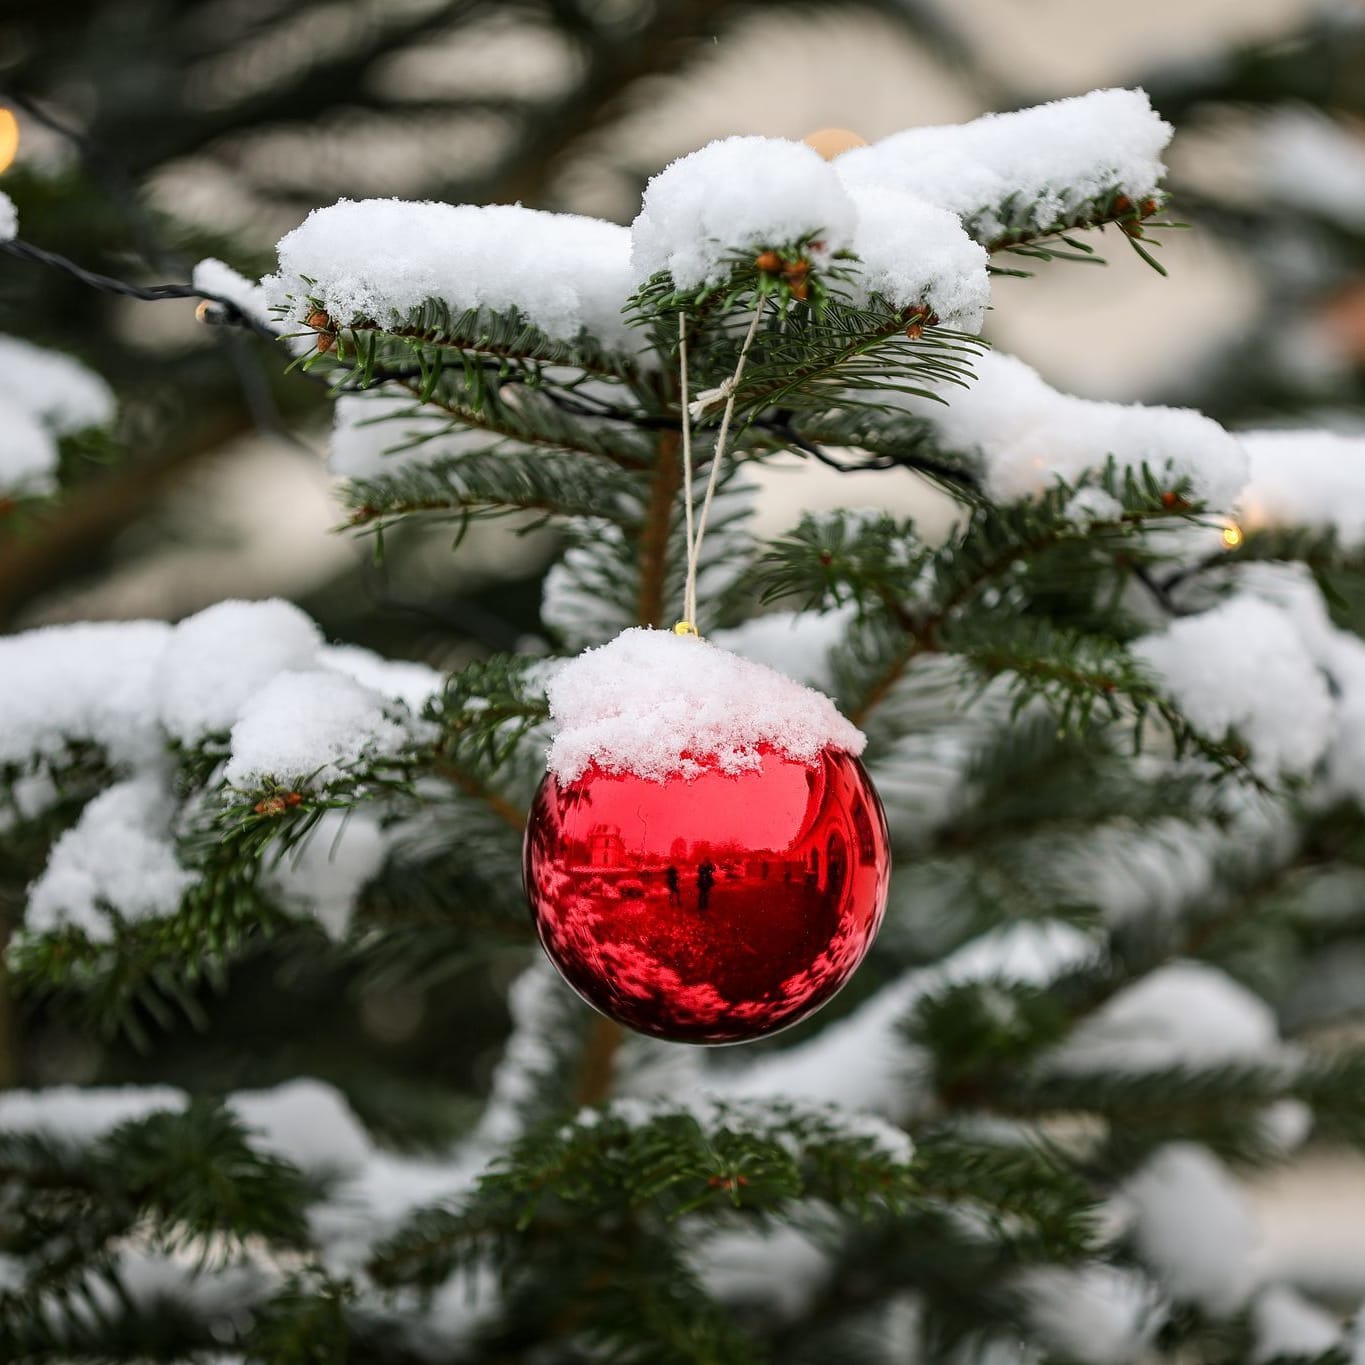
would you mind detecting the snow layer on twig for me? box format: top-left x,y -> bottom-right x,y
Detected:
906,350 -> 1249,508
266,810 -> 387,940
328,391 -> 471,479
0,335 -> 114,495
1260,108 -> 1365,229
1250,1284 -> 1342,1363
265,199 -> 637,350
0,335 -> 115,434
1047,960 -> 1286,1074
0,1085 -> 188,1142
1015,1264 -> 1165,1365
0,619 -> 172,768
843,186 -> 989,330
229,1078 -> 372,1176
1122,1143 -> 1263,1315
223,669 -> 412,789
717,920 -> 1097,1116
1239,429 -> 1365,546
158,599 -> 322,744
630,136 -> 856,290
1134,593 -> 1334,777
25,778 -> 192,943
837,88 -> 1172,243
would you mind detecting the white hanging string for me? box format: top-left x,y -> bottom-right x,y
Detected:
676,296 -> 767,634
677,311 -> 698,629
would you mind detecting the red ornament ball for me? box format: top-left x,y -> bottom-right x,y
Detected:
524,743 -> 890,1044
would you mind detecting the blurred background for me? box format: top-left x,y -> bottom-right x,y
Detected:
2,0 -> 1365,1300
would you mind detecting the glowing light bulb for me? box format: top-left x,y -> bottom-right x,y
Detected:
1221,522 -> 1244,550
0,110 -> 19,175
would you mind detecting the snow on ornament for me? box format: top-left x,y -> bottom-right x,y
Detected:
524,629 -> 891,1044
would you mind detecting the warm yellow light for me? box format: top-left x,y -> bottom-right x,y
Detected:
1221,522 -> 1244,550
0,110 -> 19,175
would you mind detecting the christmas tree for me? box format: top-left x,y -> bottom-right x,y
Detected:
5,85 -> 1365,1363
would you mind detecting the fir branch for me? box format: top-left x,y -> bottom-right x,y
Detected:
763,471 -> 1209,727
316,297 -> 642,384
984,190 -> 1172,273
387,374 -> 655,472
0,1099 -> 315,1278
724,302 -> 983,424
342,446 -> 636,536
946,613 -> 1266,784
369,1102 -> 917,1294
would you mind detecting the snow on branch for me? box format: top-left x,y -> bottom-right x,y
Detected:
1238,429 -> 1365,547
630,136 -> 857,291
898,349 -> 1249,509
842,186 -> 990,331
264,199 -> 638,352
0,334 -> 115,497
3,600 -> 443,954
25,777 -> 192,944
1133,594 -> 1334,778
837,87 -> 1173,247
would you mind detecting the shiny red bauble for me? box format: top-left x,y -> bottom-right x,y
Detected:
523,745 -> 890,1044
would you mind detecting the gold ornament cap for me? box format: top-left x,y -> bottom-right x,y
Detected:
803,127 -> 868,161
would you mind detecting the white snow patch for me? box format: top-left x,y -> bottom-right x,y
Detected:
844,186 -> 990,331
1257,1099 -> 1314,1156
0,1085 -> 187,1142
267,199 -> 637,351
476,962 -> 574,1146
320,642 -> 443,713
543,627 -> 864,783
0,335 -> 115,434
710,607 -> 853,692
312,1149 -> 480,1270
693,1224 -> 831,1320
719,920 -> 1097,1116
0,395 -> 59,495
328,390 -> 466,479
158,598 -> 322,744
1016,1264 -> 1165,1365
224,668 -> 411,789
838,88 -> 1171,243
1235,564 -> 1365,807
1239,429 -> 1365,547
1123,1143 -> 1262,1316
902,350 -> 1248,508
1262,108 -> 1365,229
192,257 -> 281,334
0,619 -> 172,769
631,136 -> 857,289
1066,487 -> 1125,527
26,777 -> 191,942
1134,594 -> 1334,778
266,810 -> 387,939
1251,1284 -> 1341,1363
1047,961 -> 1283,1075
230,1078 -> 371,1176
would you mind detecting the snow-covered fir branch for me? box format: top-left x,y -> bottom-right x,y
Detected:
4,82 -> 1365,1362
